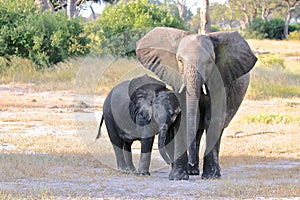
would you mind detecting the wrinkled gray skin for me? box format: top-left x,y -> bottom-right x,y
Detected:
136,27 -> 257,180
96,75 -> 181,176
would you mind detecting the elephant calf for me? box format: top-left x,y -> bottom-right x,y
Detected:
96,75 -> 181,176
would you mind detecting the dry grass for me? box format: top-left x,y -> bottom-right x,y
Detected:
247,39 -> 300,55
1,88 -> 299,199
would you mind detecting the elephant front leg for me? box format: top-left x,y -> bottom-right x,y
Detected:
202,130 -> 223,179
135,136 -> 154,176
188,128 -> 204,175
169,152 -> 189,180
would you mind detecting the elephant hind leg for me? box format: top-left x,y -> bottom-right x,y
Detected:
106,121 -> 128,172
112,143 -> 128,172
123,141 -> 136,172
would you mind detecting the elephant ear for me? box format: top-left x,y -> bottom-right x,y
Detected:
128,74 -> 166,100
136,27 -> 189,92
208,31 -> 257,85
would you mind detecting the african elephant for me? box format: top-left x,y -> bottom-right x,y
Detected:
136,27 -> 257,180
96,75 -> 181,176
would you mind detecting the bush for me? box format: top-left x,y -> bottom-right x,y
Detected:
87,0 -> 186,57
211,25 -> 221,32
0,1 -> 90,68
28,12 -> 90,67
244,18 -> 297,40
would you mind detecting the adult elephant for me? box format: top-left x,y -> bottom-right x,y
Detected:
136,27 -> 257,180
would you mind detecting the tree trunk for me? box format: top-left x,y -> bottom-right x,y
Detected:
34,0 -> 54,13
283,8 -> 292,39
199,0 -> 211,34
67,0 -> 77,19
176,0 -> 186,21
243,12 -> 250,26
282,0 -> 299,39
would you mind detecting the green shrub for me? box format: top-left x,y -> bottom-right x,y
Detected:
28,12 -> 90,67
243,18 -> 268,39
287,30 -> 300,40
87,0 -> 186,57
244,18 -> 296,40
0,1 -> 90,68
211,25 -> 221,32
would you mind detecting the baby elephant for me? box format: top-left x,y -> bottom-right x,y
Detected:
96,75 -> 181,176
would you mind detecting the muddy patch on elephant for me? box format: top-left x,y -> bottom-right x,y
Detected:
1,86 -> 299,199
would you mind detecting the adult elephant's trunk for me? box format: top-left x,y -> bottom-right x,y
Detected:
186,94 -> 199,166
185,66 -> 201,167
158,126 -> 172,164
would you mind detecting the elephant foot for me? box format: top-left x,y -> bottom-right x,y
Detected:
118,166 -> 136,174
135,171 -> 151,176
169,168 -> 189,180
201,167 -> 221,179
187,163 -> 199,175
126,166 -> 136,172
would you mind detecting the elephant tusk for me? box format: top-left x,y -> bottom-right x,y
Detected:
178,83 -> 185,94
202,84 -> 207,95
178,75 -> 186,93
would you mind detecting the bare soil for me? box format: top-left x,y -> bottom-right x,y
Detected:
1,83 -> 299,199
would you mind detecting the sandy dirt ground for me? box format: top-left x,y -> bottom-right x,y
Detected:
0,84 -> 300,199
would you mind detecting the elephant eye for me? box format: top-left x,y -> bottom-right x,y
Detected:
178,59 -> 183,66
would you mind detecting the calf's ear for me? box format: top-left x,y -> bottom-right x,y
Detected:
128,75 -> 166,101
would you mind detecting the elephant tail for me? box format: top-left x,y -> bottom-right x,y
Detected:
95,115 -> 104,141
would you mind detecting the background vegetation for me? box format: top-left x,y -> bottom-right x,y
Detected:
0,0 -> 299,100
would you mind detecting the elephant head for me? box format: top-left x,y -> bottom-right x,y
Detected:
136,27 -> 257,165
128,75 -> 181,164
152,91 -> 181,164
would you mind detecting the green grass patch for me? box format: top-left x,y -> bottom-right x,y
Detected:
239,113 -> 300,124
256,54 -> 285,70
247,64 -> 300,99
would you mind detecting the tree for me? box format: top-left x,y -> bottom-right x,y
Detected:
261,0 -> 283,19
176,0 -> 194,24
90,0 -> 186,56
210,2 -> 235,28
281,0 -> 300,38
35,0 -> 119,19
228,0 -> 253,28
199,0 -> 211,34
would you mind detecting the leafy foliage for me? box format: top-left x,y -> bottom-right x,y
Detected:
244,18 -> 298,39
28,12 -> 90,67
86,0 -> 186,56
0,1 -> 90,68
